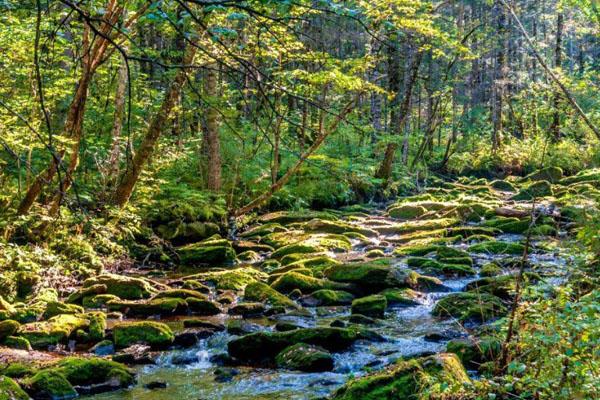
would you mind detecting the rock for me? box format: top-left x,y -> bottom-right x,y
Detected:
213,367 -> 239,383
348,314 -> 376,324
388,204 -> 428,220
182,319 -> 225,331
275,343 -> 334,372
271,243 -> 324,259
18,314 -> 89,349
480,262 -> 502,277
153,289 -> 208,301
177,239 -> 237,265
490,180 -> 516,192
226,319 -> 261,335
240,223 -> 288,238
258,211 -> 337,225
330,319 -> 346,328
237,250 -> 261,263
186,298 -> 222,315
351,295 -> 387,318
379,288 -> 422,306
3,336 -> 32,350
0,376 -> 29,400
228,302 -> 265,317
244,282 -> 298,309
66,284 -> 107,304
187,268 -> 267,291
468,241 -> 525,255
432,292 -> 507,323
271,272 -> 350,294
227,327 -> 376,363
374,218 -> 459,235
83,294 -> 120,309
406,258 -> 475,277
144,381 -> 168,390
365,249 -> 386,258
107,297 -> 188,317
302,218 -> 378,237
25,370 -> 77,400
446,337 -> 502,369
0,319 -> 20,341
112,344 -> 156,365
559,168 -> 600,185
521,166 -> 563,183
323,260 -> 408,293
83,274 -> 156,300
43,301 -> 84,319
181,280 -> 211,293
91,339 -> 115,356
465,273 -> 539,300
511,180 -> 553,200
274,321 -> 300,332
301,289 -> 354,306
331,353 -> 471,399
113,321 -> 174,349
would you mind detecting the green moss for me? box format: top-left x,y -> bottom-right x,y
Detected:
83,274 -> 156,300
490,180 -> 516,192
275,343 -> 334,372
284,255 -> 341,272
432,292 -> 507,322
186,297 -> 221,315
18,314 -> 89,349
54,357 -> 135,387
465,273 -> 539,300
82,294 -> 120,309
511,180 -> 553,200
43,301 -> 84,319
468,241 -> 525,255
521,166 -> 563,183
86,312 -> 106,342
177,240 -> 237,265
1,362 -> 34,378
244,282 -> 298,308
25,370 -> 77,400
66,284 -> 107,304
240,223 -> 288,238
447,337 -> 502,368
271,243 -> 323,259
387,204 -> 428,220
271,272 -> 348,294
302,218 -> 377,237
324,260 -> 409,292
379,288 -> 421,306
0,319 -> 19,341
258,210 -> 337,225
351,295 -> 387,318
107,297 -> 188,317
153,289 -> 208,301
407,258 -> 475,277
305,289 -> 354,306
480,262 -> 502,277
187,268 -> 267,291
560,168 -> 600,185
3,335 -> 32,350
113,321 -> 174,348
374,218 -> 459,235
0,376 -> 30,400
237,250 -> 261,262
331,353 -> 471,400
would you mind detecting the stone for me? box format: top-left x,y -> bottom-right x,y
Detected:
511,180 -> 553,200
301,289 -> 354,307
0,376 -> 29,400
244,282 -> 298,309
275,343 -> 334,372
83,274 -> 156,300
432,292 -> 507,323
351,295 -> 387,318
468,241 -> 525,255
271,272 -> 350,294
113,321 -> 174,349
228,302 -> 265,317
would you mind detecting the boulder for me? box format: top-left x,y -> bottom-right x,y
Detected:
0,319 -> 20,341
433,292 -> 507,322
177,240 -> 236,265
275,343 -> 334,372
113,321 -> 174,349
511,180 -> 553,201
187,268 -> 267,291
83,274 -> 156,300
468,241 -> 525,255
244,282 -> 298,309
521,166 -> 563,183
301,289 -> 354,307
18,314 -> 89,349
271,272 -> 350,294
228,302 -> 265,317
351,295 -> 387,318
0,376 -> 29,400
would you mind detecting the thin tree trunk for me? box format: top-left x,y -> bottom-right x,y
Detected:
107,54 -> 128,183
492,0 -> 507,151
550,12 -> 563,140
204,64 -> 222,191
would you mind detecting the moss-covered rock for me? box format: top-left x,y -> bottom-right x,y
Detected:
446,337 -> 502,369
324,260 -> 408,293
83,274 -> 156,300
275,343 -> 334,372
25,370 -> 77,400
271,272 -> 349,294
244,282 -> 298,309
271,243 -> 323,259
480,262 -> 502,277
177,240 -> 237,265
0,319 -> 19,341
237,250 -> 261,263
228,302 -> 265,317
107,297 -> 188,317
490,180 -> 516,192
43,301 -> 84,319
187,268 -> 267,291
521,166 -> 563,183
240,223 -> 288,238
465,273 -> 539,300
432,292 -> 506,322
1,362 -> 34,378
406,258 -> 475,277
153,289 -> 208,301
0,376 -> 30,400
374,218 -> 459,235
3,335 -> 32,350
82,294 -> 120,309
18,314 -> 89,349
511,180 -> 553,200
468,241 -> 525,255
258,211 -> 337,225
301,289 -> 354,306
302,219 -> 377,237
387,204 -> 428,220
66,284 -> 108,304
378,288 -> 421,306
351,295 -> 387,318
113,321 -> 174,348
186,297 -> 221,315
331,353 -> 471,400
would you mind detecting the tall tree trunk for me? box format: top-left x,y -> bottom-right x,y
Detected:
204,64 -> 222,191
113,43 -> 198,207
492,0 -> 507,151
107,54 -> 128,183
550,12 -> 564,140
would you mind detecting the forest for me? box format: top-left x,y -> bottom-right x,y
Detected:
1,0 -> 600,399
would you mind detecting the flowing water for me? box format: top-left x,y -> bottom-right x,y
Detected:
81,205 -> 574,400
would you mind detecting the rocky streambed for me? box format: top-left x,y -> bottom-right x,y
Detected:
2,170 -> 595,400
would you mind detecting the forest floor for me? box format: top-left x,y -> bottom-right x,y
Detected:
1,168 -> 598,399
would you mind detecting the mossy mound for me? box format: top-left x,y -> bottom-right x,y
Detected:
559,168 -> 600,186
187,268 -> 267,291
25,370 -> 77,400
0,319 -> 19,341
511,180 -> 553,201
66,284 -> 108,304
407,258 -> 475,277
113,321 -> 174,348
379,288 -> 421,306
244,282 -> 298,309
468,241 -> 525,255
258,211 -> 337,225
275,343 -> 334,372
18,314 -> 89,349
240,223 -> 288,238
3,335 -> 32,350
490,180 -> 516,192
302,218 -> 377,237
374,218 -> 459,235
432,292 -> 507,322
271,243 -> 324,259
107,297 -> 188,317
271,272 -> 349,294
324,260 -> 408,293
42,301 -> 84,319
480,262 -> 502,277
446,337 -> 502,369
351,295 -> 387,318
153,289 -> 208,301
387,204 -> 428,220
83,274 -> 156,300
82,294 -> 120,309
186,297 -> 222,315
331,353 -> 471,400
177,239 -> 237,265
0,376 -> 29,400
302,289 -> 354,306
465,273 -> 539,300
521,166 -> 563,183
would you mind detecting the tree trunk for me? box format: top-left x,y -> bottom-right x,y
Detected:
204,64 -> 222,191
492,0 -> 507,151
550,12 -> 563,140
113,43 -> 198,207
107,54 -> 128,183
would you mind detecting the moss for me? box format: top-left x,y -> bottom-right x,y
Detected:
302,218 -> 378,237
258,210 -> 337,225
82,294 -> 120,309
66,284 -> 107,304
438,256 -> 473,266
228,302 -> 265,317
53,357 -> 135,388
188,268 -> 267,291
379,288 -> 421,306
351,295 -> 387,318
18,314 -> 89,349
177,241 -> 237,265
43,301 -> 84,319
324,260 -> 409,292
388,204 -> 428,220
468,241 -> 525,255
0,376 -> 30,400
530,224 -> 557,236
374,218 -> 459,235
237,250 -> 261,263
559,168 -> 600,185
331,353 -> 471,400
15,271 -> 40,299
86,312 -> 106,342
446,337 -> 502,369
0,319 -> 19,341
407,258 -> 475,277
490,180 -> 516,192
432,292 -> 507,322
521,166 -> 563,183
186,297 -> 221,315
271,272 -> 348,294
394,244 -> 439,257
304,289 -> 354,306
25,370 -> 77,400
511,180 -> 553,200
113,321 -> 174,348
271,243 -> 323,259
83,274 -> 156,300
466,273 -> 539,300
181,280 -> 211,292
365,249 -> 385,258
107,297 -> 188,317
1,362 -> 34,378
240,223 -> 288,238
480,262 -> 502,277
153,289 -> 208,301
447,226 -> 501,238
228,327 -> 372,363
3,335 -> 32,350
244,282 -> 298,308
284,255 -> 341,272
275,343 -> 334,372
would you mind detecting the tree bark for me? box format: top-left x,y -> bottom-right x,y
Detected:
204,64 -> 222,191
550,12 -> 564,140
492,0 -> 507,151
107,54 -> 128,183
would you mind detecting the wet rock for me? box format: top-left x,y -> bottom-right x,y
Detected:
113,321 -> 174,349
214,367 -> 239,383
331,353 -> 471,399
275,343 -> 334,372
144,381 -> 168,390
83,274 -> 157,300
0,319 -> 20,341
182,319 -> 225,331
301,289 -> 354,307
228,302 -> 265,318
90,339 -> 115,356
330,319 -> 346,328
274,321 -> 301,332
446,337 -> 502,369
187,268 -> 267,291
480,262 -> 502,277
244,281 -> 298,309
112,344 -> 156,365
379,288 -> 422,306
271,272 -> 350,295
433,292 -> 507,323
171,353 -> 200,365
187,298 -> 222,315
348,314 -> 376,325
406,258 -> 475,277
511,180 -> 553,201
107,297 -> 188,317
323,260 -> 408,293
18,314 -> 89,349
226,319 -> 262,335
351,295 -> 387,318
177,239 -> 237,266
468,241 -> 525,255
237,250 -> 262,263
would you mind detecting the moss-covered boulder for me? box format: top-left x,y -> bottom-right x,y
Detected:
186,297 -> 222,315
490,180 -> 516,192
465,273 -> 539,300
25,370 -> 77,400
271,272 -> 349,294
18,314 -> 89,349
228,327 -> 376,363
83,274 -> 156,300
480,262 -> 502,277
177,240 -> 236,265
113,321 -> 174,348
468,241 -> 525,255
302,219 -> 377,237
446,337 -> 502,369
511,180 -> 553,200
187,268 -> 267,291
301,289 -> 354,306
258,210 -> 337,225
153,289 -> 208,301
228,302 -> 265,317
331,353 -> 471,400
351,295 -> 387,318
66,284 -> 107,304
42,301 -> 84,319
374,218 -> 459,235
240,223 -> 288,238
0,376 -> 29,400
275,343 -> 334,372
379,288 -> 421,306
237,250 -> 261,263
433,292 -> 507,322
3,335 -> 32,350
244,282 -> 298,309
388,204 -> 428,220
82,294 -> 120,309
107,297 -> 188,317
406,258 -> 475,277
0,319 -> 19,341
324,260 -> 408,293
521,166 -> 563,183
